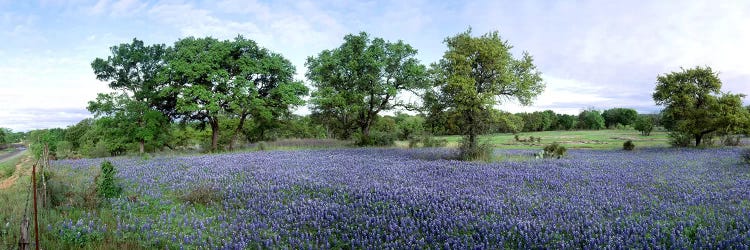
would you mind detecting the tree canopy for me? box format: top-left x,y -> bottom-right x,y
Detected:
165,36 -> 307,151
602,108 -> 638,128
653,66 -> 750,146
90,38 -> 171,154
428,29 -> 544,159
306,32 -> 428,145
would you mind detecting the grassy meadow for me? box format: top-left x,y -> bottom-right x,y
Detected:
435,129 -> 670,150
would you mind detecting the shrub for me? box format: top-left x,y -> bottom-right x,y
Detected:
542,142 -> 567,159
669,132 -> 692,147
409,133 -> 448,148
256,141 -> 268,151
356,131 -> 396,146
97,161 -> 122,199
623,140 -> 635,151
180,184 -> 221,205
742,148 -> 750,165
459,140 -> 493,161
722,135 -> 743,146
55,140 -> 73,159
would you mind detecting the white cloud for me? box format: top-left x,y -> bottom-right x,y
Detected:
148,2 -> 266,40
88,0 -> 148,16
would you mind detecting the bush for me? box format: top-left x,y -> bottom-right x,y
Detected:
669,132 -> 692,147
742,148 -> 750,165
355,131 -> 396,146
459,141 -> 493,161
409,133 -> 448,148
542,142 -> 567,159
623,140 -> 635,151
55,140 -> 73,159
180,184 -> 221,205
97,161 -> 122,199
722,135 -> 743,146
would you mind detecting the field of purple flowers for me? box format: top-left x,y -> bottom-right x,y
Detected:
53,147 -> 750,248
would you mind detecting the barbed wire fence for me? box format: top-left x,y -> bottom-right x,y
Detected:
12,143 -> 50,250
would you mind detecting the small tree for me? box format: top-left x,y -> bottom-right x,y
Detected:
428,29 -> 544,160
97,161 -> 122,199
634,116 -> 654,136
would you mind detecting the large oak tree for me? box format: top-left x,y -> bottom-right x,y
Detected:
306,32 -> 428,145
653,66 -> 750,146
165,36 -> 306,151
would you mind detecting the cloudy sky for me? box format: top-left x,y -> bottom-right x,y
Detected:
1,0 -> 749,131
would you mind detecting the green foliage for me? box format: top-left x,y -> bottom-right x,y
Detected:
306,32 -> 428,142
409,133 -> 448,148
459,139 -> 493,161
29,128 -> 65,159
355,130 -> 397,147
428,29 -> 544,159
668,132 -> 692,147
554,114 -> 578,130
634,116 -> 655,136
623,140 -> 635,151
491,110 -> 524,134
653,66 -> 750,146
577,109 -> 605,130
55,140 -> 74,159
97,161 -> 122,199
165,36 -> 307,151
602,108 -> 638,128
395,114 -> 425,140
91,38 -> 171,155
542,142 -> 567,159
518,111 -> 556,132
0,128 -> 6,145
721,135 -> 742,146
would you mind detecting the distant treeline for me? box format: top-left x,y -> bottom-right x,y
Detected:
17,107 -> 662,159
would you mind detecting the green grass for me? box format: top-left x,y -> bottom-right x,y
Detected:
0,151 -> 25,178
434,129 -> 670,150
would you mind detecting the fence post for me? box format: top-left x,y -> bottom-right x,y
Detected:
19,216 -> 29,250
32,163 -> 39,250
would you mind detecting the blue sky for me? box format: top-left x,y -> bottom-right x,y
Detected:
1,0 -> 749,132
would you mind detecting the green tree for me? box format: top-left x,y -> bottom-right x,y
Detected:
634,115 -> 654,136
578,109 -> 605,130
225,36 -> 307,148
306,32 -> 428,145
166,36 -> 306,151
88,93 -> 170,154
491,110 -> 524,134
429,29 -> 544,159
602,108 -> 638,128
0,128 -> 6,145
91,38 -> 171,154
554,114 -> 578,130
653,66 -> 750,146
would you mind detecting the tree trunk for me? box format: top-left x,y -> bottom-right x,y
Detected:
362,124 -> 371,144
139,140 -> 145,154
210,119 -> 220,152
695,134 -> 702,147
229,113 -> 248,151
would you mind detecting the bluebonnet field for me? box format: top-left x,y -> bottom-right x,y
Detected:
52,147 -> 750,249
